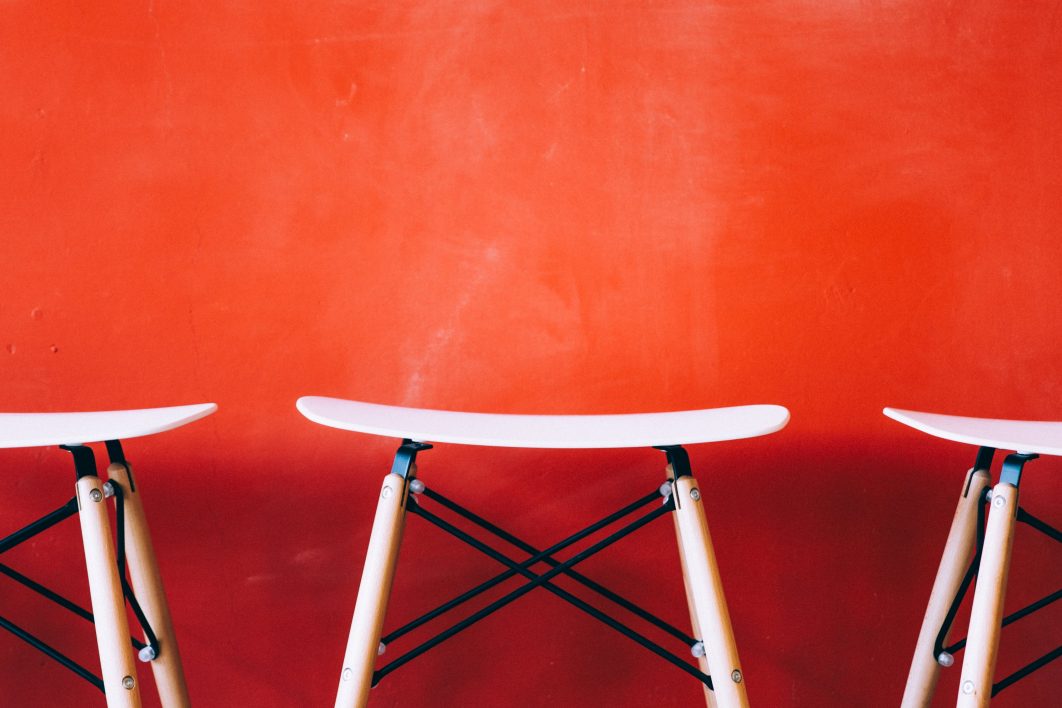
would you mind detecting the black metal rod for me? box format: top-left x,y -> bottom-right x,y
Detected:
992,645 -> 1062,696
380,489 -> 662,645
1000,588 -> 1062,630
422,486 -> 697,646
112,484 -> 160,653
0,564 -> 149,653
1017,507 -> 1062,543
115,485 -> 128,577
0,613 -> 104,691
122,577 -> 158,653
936,489 -> 988,657
0,498 -> 79,555
0,562 -> 94,622
409,501 -> 710,687
374,501 -> 672,685
949,587 -> 1062,655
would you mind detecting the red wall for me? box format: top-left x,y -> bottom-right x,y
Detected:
2,2 -> 1061,705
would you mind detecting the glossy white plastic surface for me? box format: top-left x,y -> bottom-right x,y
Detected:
884,407 -> 1062,457
0,403 -> 218,449
296,397 -> 789,449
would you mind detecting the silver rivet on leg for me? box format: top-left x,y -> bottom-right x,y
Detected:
89,488 -> 103,503
936,651 -> 953,667
409,479 -> 425,495
690,488 -> 701,501
381,486 -> 393,499
690,641 -> 705,658
993,495 -> 1006,508
138,645 -> 157,662
731,669 -> 742,683
961,680 -> 975,694
122,676 -> 135,690
341,667 -> 353,682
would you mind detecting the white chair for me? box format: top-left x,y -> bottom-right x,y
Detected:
0,403 -> 216,707
887,407 -> 1062,707
297,396 -> 789,708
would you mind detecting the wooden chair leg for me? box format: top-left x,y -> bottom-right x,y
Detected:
335,472 -> 410,708
672,474 -> 749,708
77,475 -> 143,708
667,465 -> 718,708
106,462 -> 190,707
902,467 -> 992,708
956,482 -> 1019,707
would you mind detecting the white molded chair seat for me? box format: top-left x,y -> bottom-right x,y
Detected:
296,396 -> 790,448
0,403 -> 217,449
884,407 -> 1062,456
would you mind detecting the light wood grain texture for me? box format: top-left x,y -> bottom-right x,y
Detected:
106,462 -> 189,707
77,475 -> 142,708
956,482 -> 1018,707
673,476 -> 749,708
901,467 -> 991,708
334,472 -> 409,708
667,465 -> 717,708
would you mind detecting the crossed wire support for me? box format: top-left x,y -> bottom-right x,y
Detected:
370,478 -> 714,690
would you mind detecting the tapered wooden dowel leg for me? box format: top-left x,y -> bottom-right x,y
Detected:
106,462 -> 190,708
956,482 -> 1018,707
667,465 -> 717,708
901,467 -> 992,708
335,472 -> 409,708
672,475 -> 749,708
77,475 -> 143,708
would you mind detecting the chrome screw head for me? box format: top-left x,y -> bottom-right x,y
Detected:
690,488 -> 701,501
102,481 -> 116,498
89,489 -> 103,503
409,479 -> 426,495
936,651 -> 953,667
961,680 -> 975,694
121,676 -> 135,690
381,486 -> 393,499
341,667 -> 353,682
138,646 -> 157,662
731,669 -> 742,683
993,495 -> 1006,508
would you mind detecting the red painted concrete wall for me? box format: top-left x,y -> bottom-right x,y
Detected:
2,2 -> 1061,705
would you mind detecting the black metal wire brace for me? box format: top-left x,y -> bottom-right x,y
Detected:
933,448 -> 1062,697
0,442 -> 160,694
371,477 -> 713,690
